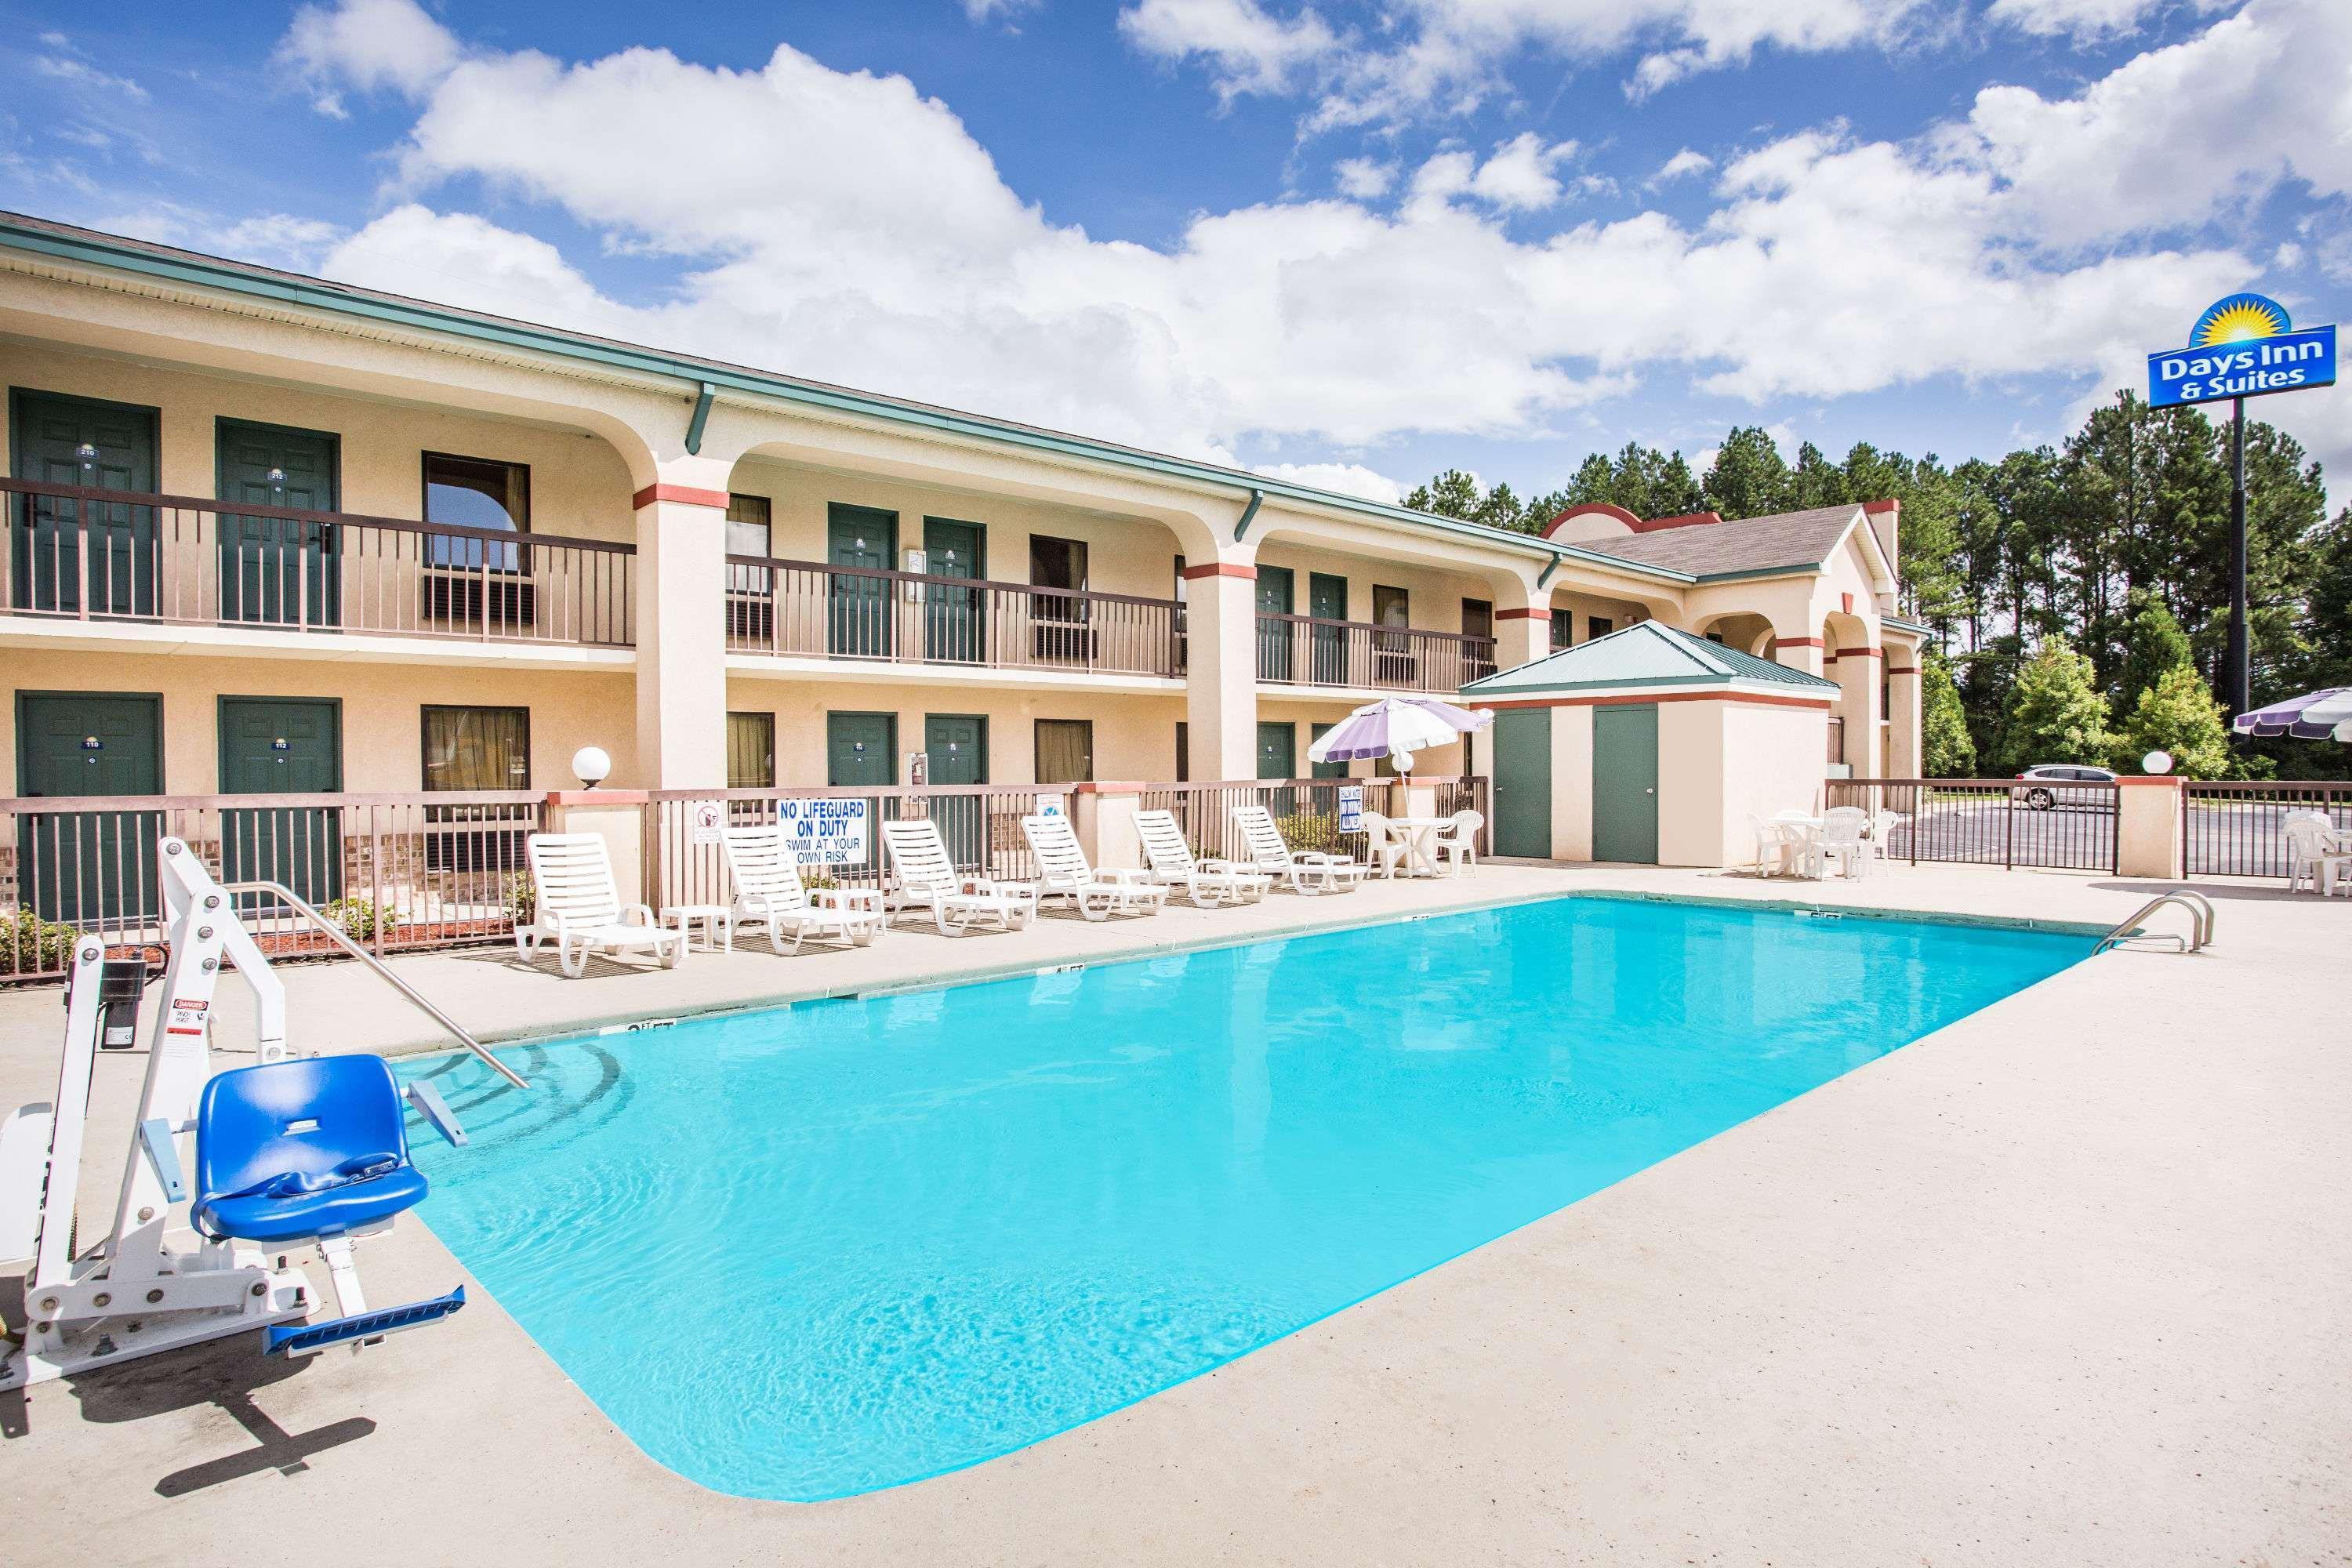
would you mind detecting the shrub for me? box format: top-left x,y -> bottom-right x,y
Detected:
321,897 -> 386,942
505,871 -> 535,922
0,909 -> 82,976
1276,811 -> 1343,854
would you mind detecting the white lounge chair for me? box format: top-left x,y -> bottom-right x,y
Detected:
2282,811 -> 2352,895
1134,809 -> 1270,906
721,826 -> 887,953
516,833 -> 685,978
1232,803 -> 1367,895
1358,811 -> 1411,879
1020,813 -> 1167,920
880,817 -> 1039,934
1432,810 -> 1483,875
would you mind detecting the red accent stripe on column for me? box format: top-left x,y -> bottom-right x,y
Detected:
1884,665 -> 1918,677
1179,561 -> 1257,580
631,483 -> 730,510
1494,607 -> 1549,620
1770,637 -> 1824,650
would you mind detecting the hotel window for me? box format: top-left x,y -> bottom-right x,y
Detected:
421,705 -> 529,789
420,705 -> 528,871
728,711 -> 776,789
724,493 -> 775,640
423,452 -> 528,570
1175,720 -> 1189,782
725,493 -> 772,561
1035,718 -> 1094,784
1550,608 -> 1573,652
1588,615 -> 1613,641
1030,535 -> 1090,622
1461,597 -> 1495,681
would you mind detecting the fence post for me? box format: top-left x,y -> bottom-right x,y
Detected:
544,789 -> 652,908
1072,782 -> 1148,871
2116,777 -> 2184,880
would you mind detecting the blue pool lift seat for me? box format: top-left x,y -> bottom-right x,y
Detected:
192,1056 -> 430,1245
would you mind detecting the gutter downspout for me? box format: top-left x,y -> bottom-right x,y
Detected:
684,380 -> 717,456
1232,488 -> 1264,543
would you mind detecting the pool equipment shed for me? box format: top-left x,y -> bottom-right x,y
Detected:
1462,622 -> 1838,866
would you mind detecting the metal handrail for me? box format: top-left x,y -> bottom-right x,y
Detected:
2093,889 -> 2216,954
223,879 -> 529,1089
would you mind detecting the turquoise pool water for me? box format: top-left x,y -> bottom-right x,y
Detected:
397,895 -> 2089,1501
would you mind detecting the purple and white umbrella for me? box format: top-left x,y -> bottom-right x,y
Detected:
1306,696 -> 1494,772
2231,687 -> 2352,740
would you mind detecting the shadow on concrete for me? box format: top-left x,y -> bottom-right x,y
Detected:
2089,879 -> 2312,904
0,1307 -> 377,1493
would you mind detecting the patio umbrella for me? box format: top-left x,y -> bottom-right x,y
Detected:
1306,696 -> 1494,772
2231,687 -> 2352,739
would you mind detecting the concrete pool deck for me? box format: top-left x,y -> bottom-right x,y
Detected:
2,862 -> 2346,1566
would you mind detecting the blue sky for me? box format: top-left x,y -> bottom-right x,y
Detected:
3,0 -> 2347,510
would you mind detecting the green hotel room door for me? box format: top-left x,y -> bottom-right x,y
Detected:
924,713 -> 989,869
16,691 -> 165,925
217,420 -> 341,628
218,696 -> 345,909
11,390 -> 160,618
1592,703 -> 1660,864
1490,707 -> 1552,860
923,517 -> 985,662
827,505 -> 897,657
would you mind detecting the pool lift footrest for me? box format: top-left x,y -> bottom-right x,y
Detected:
265,1285 -> 466,1358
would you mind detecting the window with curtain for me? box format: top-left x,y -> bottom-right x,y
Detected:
423,452 -> 529,570
728,710 -> 775,789
1035,718 -> 1094,783
724,493 -> 774,638
421,706 -> 530,790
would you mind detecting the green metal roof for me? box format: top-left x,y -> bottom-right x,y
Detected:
1461,620 -> 1838,697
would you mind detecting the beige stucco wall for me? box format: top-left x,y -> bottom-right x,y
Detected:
1657,701 -> 1726,868
5,343 -> 641,545
2,648 -> 637,794
1550,703 -> 1595,862
1719,702 -> 1834,862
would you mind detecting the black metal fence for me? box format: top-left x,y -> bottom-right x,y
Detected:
2182,782 -> 2352,879
1824,779 -> 2119,872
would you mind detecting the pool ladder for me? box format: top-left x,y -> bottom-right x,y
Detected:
2093,890 -> 2216,955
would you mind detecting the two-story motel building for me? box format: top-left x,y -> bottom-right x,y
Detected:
0,212 -> 1922,877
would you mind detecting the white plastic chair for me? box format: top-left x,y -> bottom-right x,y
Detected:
1750,815 -> 1802,878
880,818 -> 1039,934
1432,810 -> 1483,875
1134,809 -> 1270,906
1819,806 -> 1873,880
516,833 -> 684,978
1232,803 -> 1367,895
2282,811 -> 2352,896
722,826 -> 886,953
1019,813 -> 1167,921
1358,811 -> 1412,879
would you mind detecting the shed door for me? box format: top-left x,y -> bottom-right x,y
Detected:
1491,708 -> 1552,859
1592,703 -> 1660,864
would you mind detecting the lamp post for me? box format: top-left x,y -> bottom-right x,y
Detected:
2225,397 -> 2249,716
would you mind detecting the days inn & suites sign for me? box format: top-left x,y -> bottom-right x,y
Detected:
2147,293 -> 2335,408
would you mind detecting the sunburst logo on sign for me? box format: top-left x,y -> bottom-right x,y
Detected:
2189,293 -> 2292,347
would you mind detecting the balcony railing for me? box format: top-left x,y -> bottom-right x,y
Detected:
1,478 -> 635,647
724,556 -> 1182,678
1254,614 -> 1497,693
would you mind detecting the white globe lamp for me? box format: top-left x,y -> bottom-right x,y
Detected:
572,746 -> 612,789
1392,748 -> 1416,773
2141,750 -> 2173,776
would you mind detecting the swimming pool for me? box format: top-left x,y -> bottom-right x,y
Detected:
397,895 -> 2089,1501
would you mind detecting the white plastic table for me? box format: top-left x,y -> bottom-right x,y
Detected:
1385,816 -> 1454,877
660,903 -> 734,954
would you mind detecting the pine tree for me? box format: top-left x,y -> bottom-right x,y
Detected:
1788,441 -> 1848,509
2118,587 -> 2193,713
2121,665 -> 2232,779
1998,637 -> 2114,773
1403,469 -> 1484,520
1701,426 -> 1792,518
1920,653 -> 1976,778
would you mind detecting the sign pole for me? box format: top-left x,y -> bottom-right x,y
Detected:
2227,395 -> 2249,716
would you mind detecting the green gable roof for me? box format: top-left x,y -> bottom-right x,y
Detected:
1461,620 -> 1838,698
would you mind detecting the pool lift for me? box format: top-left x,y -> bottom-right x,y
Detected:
0,837 -> 525,1392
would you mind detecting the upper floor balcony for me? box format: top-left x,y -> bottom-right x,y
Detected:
2,478 -> 636,648
719,553 -> 1495,694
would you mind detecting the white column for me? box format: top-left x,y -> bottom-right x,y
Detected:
632,464 -> 731,789
1833,645 -> 1884,776
1886,654 -> 1923,778
1494,606 -> 1550,671
1183,558 -> 1258,780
